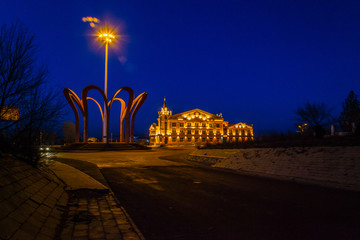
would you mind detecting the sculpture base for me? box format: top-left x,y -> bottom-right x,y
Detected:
62,142 -> 149,151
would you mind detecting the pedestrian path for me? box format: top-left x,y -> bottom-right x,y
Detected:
49,161 -> 108,192
60,190 -> 141,240
0,156 -> 68,240
0,155 -> 144,240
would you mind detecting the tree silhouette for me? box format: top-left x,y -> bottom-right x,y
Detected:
339,90 -> 360,133
0,23 -> 65,163
295,102 -> 333,137
62,122 -> 76,143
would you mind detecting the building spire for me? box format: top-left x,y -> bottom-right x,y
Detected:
163,97 -> 167,108
159,97 -> 172,116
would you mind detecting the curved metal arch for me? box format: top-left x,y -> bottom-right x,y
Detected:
63,88 -> 84,142
86,97 -> 104,121
64,85 -> 147,144
108,87 -> 134,143
111,98 -> 126,142
81,85 -> 108,143
108,87 -> 134,112
112,98 -> 126,116
87,97 -> 104,140
130,92 -> 148,142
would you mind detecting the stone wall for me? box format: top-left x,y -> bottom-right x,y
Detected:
188,146 -> 360,191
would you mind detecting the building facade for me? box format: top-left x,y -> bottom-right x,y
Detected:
149,99 -> 254,145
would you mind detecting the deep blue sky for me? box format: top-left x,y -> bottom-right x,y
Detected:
1,0 -> 360,137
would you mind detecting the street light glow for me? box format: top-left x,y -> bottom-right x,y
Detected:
97,27 -> 117,45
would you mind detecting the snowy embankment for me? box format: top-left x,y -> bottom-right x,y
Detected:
187,146 -> 360,191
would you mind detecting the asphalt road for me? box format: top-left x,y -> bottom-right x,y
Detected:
56,149 -> 360,240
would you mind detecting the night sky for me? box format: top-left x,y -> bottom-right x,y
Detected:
1,0 -> 360,138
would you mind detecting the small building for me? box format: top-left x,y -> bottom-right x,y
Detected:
149,99 -> 254,145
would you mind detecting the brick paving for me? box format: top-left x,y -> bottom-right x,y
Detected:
0,155 -> 144,240
0,155 -> 68,240
60,190 -> 142,240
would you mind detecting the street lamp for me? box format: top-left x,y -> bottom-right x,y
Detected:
97,28 -> 116,143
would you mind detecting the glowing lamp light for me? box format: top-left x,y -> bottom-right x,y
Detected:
97,28 -> 117,45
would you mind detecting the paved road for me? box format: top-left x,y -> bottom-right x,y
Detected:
56,149 -> 360,240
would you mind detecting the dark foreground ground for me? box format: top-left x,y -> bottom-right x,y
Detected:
57,150 -> 360,240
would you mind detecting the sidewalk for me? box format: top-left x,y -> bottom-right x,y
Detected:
0,156 -> 144,240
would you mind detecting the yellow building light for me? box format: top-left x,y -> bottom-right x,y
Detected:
0,106 -> 19,121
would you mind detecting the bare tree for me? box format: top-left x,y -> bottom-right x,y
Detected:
295,102 -> 333,137
0,23 -> 65,163
62,122 -> 76,143
339,90 -> 360,133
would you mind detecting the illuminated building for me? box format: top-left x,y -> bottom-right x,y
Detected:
0,106 -> 19,121
149,99 -> 254,145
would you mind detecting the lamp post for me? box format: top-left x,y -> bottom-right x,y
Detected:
98,31 -> 116,143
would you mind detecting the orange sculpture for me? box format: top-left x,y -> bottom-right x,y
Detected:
64,85 -> 147,143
